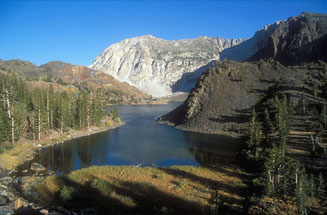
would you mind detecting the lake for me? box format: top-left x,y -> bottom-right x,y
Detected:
31,102 -> 244,174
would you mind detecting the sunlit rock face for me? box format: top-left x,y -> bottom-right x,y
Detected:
89,35 -> 246,97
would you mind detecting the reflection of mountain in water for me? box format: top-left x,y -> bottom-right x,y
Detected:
183,132 -> 244,166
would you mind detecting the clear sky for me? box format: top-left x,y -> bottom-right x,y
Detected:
0,0 -> 326,66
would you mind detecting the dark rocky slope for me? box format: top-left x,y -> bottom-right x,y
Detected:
158,60 -> 327,134
248,12 -> 327,65
221,12 -> 327,65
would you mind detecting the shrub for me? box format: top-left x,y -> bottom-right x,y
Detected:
157,174 -> 165,179
113,117 -> 121,123
176,180 -> 187,189
91,178 -> 111,194
106,120 -> 113,127
60,186 -> 75,203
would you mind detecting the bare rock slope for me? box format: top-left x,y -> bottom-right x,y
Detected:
90,35 -> 245,97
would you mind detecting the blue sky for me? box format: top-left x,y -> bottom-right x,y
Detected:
0,0 -> 326,66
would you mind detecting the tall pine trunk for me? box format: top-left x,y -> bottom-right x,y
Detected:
38,102 -> 41,141
5,89 -> 15,143
87,103 -> 90,129
47,92 -> 50,130
60,114 -> 63,135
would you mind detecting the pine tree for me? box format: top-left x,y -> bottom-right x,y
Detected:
247,108 -> 262,159
319,105 -> 327,132
316,173 -> 326,198
295,174 -> 309,215
0,107 -> 10,144
263,108 -> 274,144
111,108 -> 119,119
275,95 -> 289,157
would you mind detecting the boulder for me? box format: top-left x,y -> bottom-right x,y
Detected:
30,163 -> 46,172
0,195 -> 9,206
16,176 -> 43,201
0,206 -> 14,215
14,198 -> 23,210
0,177 -> 12,186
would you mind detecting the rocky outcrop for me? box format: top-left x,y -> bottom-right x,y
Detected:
30,163 -> 46,173
0,168 -> 71,215
90,35 -> 246,97
248,12 -> 327,65
157,60 -> 327,134
221,12 -> 327,65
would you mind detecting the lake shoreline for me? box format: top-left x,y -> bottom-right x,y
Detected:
0,122 -> 125,172
156,118 -> 245,137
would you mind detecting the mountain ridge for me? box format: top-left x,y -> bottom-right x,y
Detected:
158,12 -> 327,134
0,59 -> 153,104
89,35 -> 246,97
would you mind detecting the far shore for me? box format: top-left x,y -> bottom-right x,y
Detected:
0,122 -> 125,171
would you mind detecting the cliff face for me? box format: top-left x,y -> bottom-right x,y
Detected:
221,12 -> 327,65
89,35 -> 245,97
248,12 -> 327,65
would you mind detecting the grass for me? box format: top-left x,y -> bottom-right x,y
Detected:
36,165 -> 247,214
0,142 -> 37,170
51,136 -> 67,143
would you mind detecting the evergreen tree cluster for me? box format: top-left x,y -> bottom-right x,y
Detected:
0,74 -> 113,145
244,94 -> 326,214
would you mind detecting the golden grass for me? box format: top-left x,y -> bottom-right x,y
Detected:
37,165 -> 247,214
0,142 -> 37,170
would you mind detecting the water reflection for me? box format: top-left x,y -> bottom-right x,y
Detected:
32,103 -> 244,174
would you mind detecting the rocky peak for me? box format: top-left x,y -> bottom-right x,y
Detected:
221,12 -> 327,65
90,35 -> 246,97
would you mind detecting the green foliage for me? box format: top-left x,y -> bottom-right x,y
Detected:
245,92 -> 327,214
113,117 -> 121,123
0,74 -> 115,143
319,105 -> 327,132
0,107 -> 10,144
91,178 -> 111,194
205,189 -> 224,215
176,180 -> 187,189
316,173 -> 326,198
262,108 -> 274,144
59,186 -> 75,203
111,108 -> 119,119
247,108 -> 262,159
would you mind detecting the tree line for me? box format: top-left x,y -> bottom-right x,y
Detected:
0,74 -> 118,145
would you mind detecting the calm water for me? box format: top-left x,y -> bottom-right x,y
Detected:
31,102 -> 244,174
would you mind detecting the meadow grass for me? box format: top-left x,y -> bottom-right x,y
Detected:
36,165 -> 247,214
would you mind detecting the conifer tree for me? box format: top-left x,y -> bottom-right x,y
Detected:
247,108 -> 261,159
263,108 -> 274,144
0,107 -> 10,144
319,105 -> 327,132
